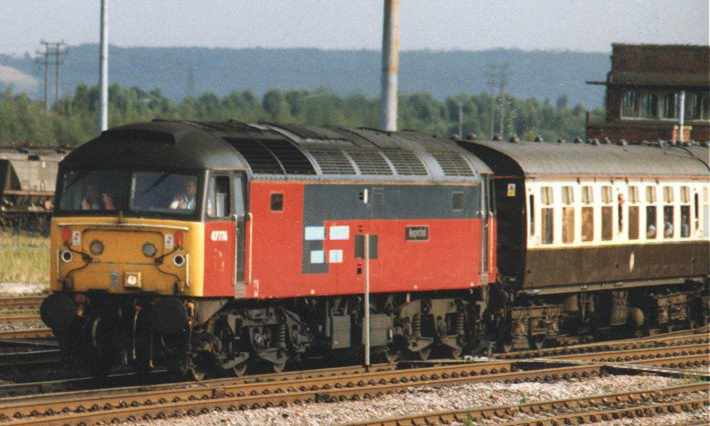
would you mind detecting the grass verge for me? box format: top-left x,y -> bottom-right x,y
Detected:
0,231 -> 50,285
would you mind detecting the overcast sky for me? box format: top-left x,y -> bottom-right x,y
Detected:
1,0 -> 708,55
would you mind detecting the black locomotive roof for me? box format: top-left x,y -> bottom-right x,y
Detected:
61,120 -> 492,181
461,139 -> 710,178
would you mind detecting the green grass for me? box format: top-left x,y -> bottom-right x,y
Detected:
0,231 -> 50,284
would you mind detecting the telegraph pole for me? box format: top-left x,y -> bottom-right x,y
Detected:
36,42 -> 50,111
98,0 -> 109,132
380,0 -> 400,132
485,65 -> 497,138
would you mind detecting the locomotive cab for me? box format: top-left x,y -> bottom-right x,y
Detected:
41,122 -> 250,375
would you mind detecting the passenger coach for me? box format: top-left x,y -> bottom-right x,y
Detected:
461,138 -> 709,349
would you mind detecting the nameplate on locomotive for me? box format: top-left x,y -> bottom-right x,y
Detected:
405,226 -> 429,241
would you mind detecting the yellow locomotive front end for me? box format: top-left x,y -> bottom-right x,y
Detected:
40,166 -> 211,375
50,217 -> 204,297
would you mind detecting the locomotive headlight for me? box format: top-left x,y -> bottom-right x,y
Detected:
124,272 -> 142,288
89,240 -> 104,255
173,254 -> 186,267
60,249 -> 73,263
142,242 -> 157,257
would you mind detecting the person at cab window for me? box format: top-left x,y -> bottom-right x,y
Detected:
170,178 -> 197,210
81,183 -> 115,210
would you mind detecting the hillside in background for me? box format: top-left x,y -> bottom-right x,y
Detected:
0,45 -> 609,107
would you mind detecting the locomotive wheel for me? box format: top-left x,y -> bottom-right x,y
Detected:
417,347 -> 431,361
272,361 -> 287,373
232,362 -> 248,377
188,366 -> 206,381
384,348 -> 402,364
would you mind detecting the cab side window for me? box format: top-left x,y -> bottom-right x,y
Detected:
207,175 -> 231,218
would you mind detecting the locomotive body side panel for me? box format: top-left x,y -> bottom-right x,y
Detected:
246,180 -> 486,299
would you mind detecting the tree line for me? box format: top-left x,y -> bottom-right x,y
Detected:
0,84 -> 603,146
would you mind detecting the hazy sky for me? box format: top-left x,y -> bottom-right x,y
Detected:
1,0 -> 708,55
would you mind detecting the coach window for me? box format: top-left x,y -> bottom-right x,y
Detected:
207,175 -> 231,218
703,187 -> 710,237
646,186 -> 658,239
581,185 -> 594,242
541,186 -> 554,244
528,192 -> 536,238
628,186 -> 640,240
662,186 -> 675,238
680,186 -> 691,238
601,185 -> 613,241
693,192 -> 700,235
562,186 -> 574,243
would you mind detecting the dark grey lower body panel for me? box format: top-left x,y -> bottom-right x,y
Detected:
523,241 -> 709,291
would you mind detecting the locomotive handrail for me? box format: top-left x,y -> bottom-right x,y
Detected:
247,212 -> 254,286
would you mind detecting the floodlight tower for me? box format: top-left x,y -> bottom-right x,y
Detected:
380,0 -> 400,132
98,0 -> 109,132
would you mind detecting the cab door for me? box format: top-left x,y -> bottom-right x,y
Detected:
203,172 -> 237,297
232,173 -> 247,297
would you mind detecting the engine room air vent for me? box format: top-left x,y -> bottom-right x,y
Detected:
308,149 -> 356,175
430,151 -> 474,176
261,139 -> 316,175
345,150 -> 393,175
381,149 -> 428,176
224,138 -> 284,174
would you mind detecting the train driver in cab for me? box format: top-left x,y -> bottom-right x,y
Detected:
170,178 -> 197,210
81,183 -> 115,210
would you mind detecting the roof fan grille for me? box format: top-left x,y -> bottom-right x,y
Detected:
224,138 -> 284,174
261,139 -> 315,175
309,149 -> 356,175
345,150 -> 393,175
430,151 -> 474,176
382,149 -> 428,176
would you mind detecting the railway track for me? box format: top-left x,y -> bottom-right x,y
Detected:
0,315 -> 40,324
496,326 -> 709,360
348,382 -> 710,426
0,297 -> 43,311
0,361 -> 608,425
0,329 -> 52,340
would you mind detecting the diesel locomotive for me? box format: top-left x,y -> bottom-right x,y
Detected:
40,120 -> 710,377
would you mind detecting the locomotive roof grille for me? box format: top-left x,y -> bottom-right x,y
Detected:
345,149 -> 393,175
224,138 -> 286,175
430,151 -> 475,177
309,149 -> 357,175
381,149 -> 428,176
258,139 -> 316,175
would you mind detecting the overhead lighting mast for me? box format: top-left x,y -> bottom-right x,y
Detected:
98,0 -> 109,132
380,0 -> 400,132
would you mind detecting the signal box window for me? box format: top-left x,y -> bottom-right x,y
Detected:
646,186 -> 658,239
540,187 -> 554,244
270,193 -> 284,211
628,186 -> 640,240
562,186 -> 574,243
601,186 -> 613,241
662,186 -> 674,238
581,186 -> 594,242
207,176 -> 231,218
